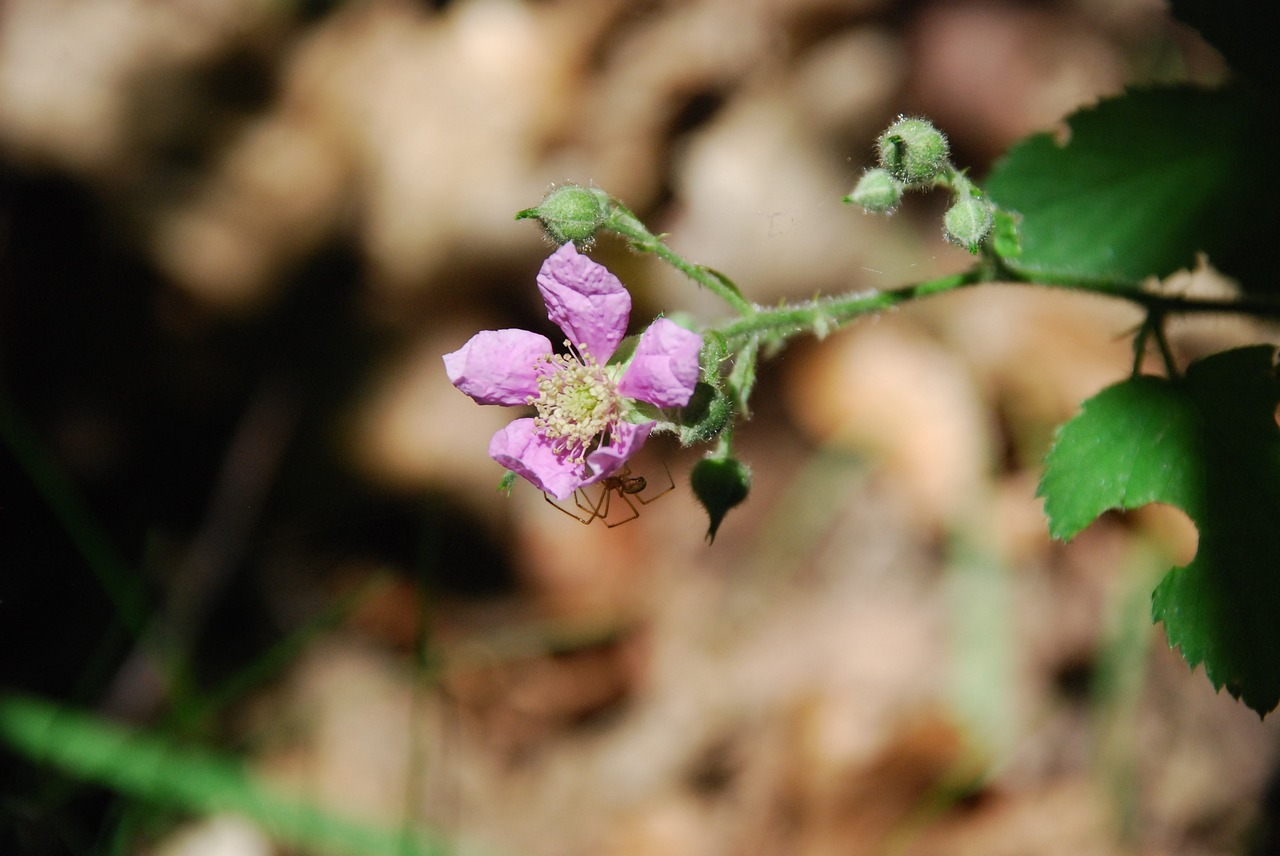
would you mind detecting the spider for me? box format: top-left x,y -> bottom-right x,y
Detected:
544,463 -> 674,527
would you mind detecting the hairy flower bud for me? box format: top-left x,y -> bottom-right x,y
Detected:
844,168 -> 904,213
944,195 -> 995,253
877,117 -> 949,186
691,455 -> 751,543
516,184 -> 611,247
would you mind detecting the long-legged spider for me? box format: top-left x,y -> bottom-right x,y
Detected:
545,463 -> 674,527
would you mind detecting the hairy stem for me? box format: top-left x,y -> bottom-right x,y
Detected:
711,271 -> 979,346
605,202 -> 759,318
705,261 -> 1280,350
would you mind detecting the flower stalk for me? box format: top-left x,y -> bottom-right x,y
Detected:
602,200 -> 759,319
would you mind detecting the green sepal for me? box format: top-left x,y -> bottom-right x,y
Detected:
607,333 -> 640,368
677,382 -> 732,445
990,209 -> 1021,259
703,268 -> 746,302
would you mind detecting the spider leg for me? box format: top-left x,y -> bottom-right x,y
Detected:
635,461 -> 675,505
601,490 -> 640,527
577,484 -> 613,522
544,492 -> 596,524
595,485 -> 614,521
573,488 -> 595,516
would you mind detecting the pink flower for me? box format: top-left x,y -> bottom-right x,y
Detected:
444,243 -> 703,500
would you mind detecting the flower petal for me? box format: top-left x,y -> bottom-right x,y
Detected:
616,318 -> 703,408
444,329 -> 552,406
583,421 -> 654,485
489,418 -> 586,501
537,243 -> 631,363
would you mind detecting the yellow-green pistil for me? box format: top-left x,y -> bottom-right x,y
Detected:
530,340 -> 624,463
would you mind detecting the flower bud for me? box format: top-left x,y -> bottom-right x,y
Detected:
690,455 -> 751,543
843,168 -> 903,213
876,117 -> 949,186
515,184 -> 611,247
943,195 -> 994,253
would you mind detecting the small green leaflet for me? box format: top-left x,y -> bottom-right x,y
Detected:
1039,346 -> 1280,715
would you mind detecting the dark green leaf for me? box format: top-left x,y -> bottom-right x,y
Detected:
986,86 -> 1279,292
1039,346 -> 1280,715
1167,0 -> 1279,95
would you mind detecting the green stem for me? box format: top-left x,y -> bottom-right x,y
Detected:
705,259 -> 1280,351
605,202 -> 758,318
1131,311 -> 1180,379
711,270 -> 980,346
988,254 -> 1280,319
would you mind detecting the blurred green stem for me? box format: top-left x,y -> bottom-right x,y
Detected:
0,390 -> 150,638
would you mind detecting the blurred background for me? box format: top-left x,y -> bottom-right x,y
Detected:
2,0 -> 1277,854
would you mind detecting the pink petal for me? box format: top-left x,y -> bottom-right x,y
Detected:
537,243 -> 631,364
489,418 -> 586,501
616,318 -> 703,408
583,421 -> 654,485
444,329 -> 552,406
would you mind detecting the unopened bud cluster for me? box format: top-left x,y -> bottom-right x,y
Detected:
845,116 -> 998,253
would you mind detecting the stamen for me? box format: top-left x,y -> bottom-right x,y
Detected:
530,340 -> 623,463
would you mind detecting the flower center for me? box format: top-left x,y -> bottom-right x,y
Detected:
530,340 -> 623,463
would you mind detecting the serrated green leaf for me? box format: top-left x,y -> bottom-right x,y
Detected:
1038,375 -> 1204,541
1039,346 -> 1280,714
986,86 -> 1279,292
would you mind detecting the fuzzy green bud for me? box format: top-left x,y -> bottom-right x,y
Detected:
943,195 -> 994,253
515,184 -> 611,247
876,117 -> 949,186
844,168 -> 904,213
690,456 -> 750,543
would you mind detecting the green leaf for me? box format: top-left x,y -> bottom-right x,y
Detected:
986,86 -> 1279,292
0,693 -> 455,855
1039,346 -> 1280,715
